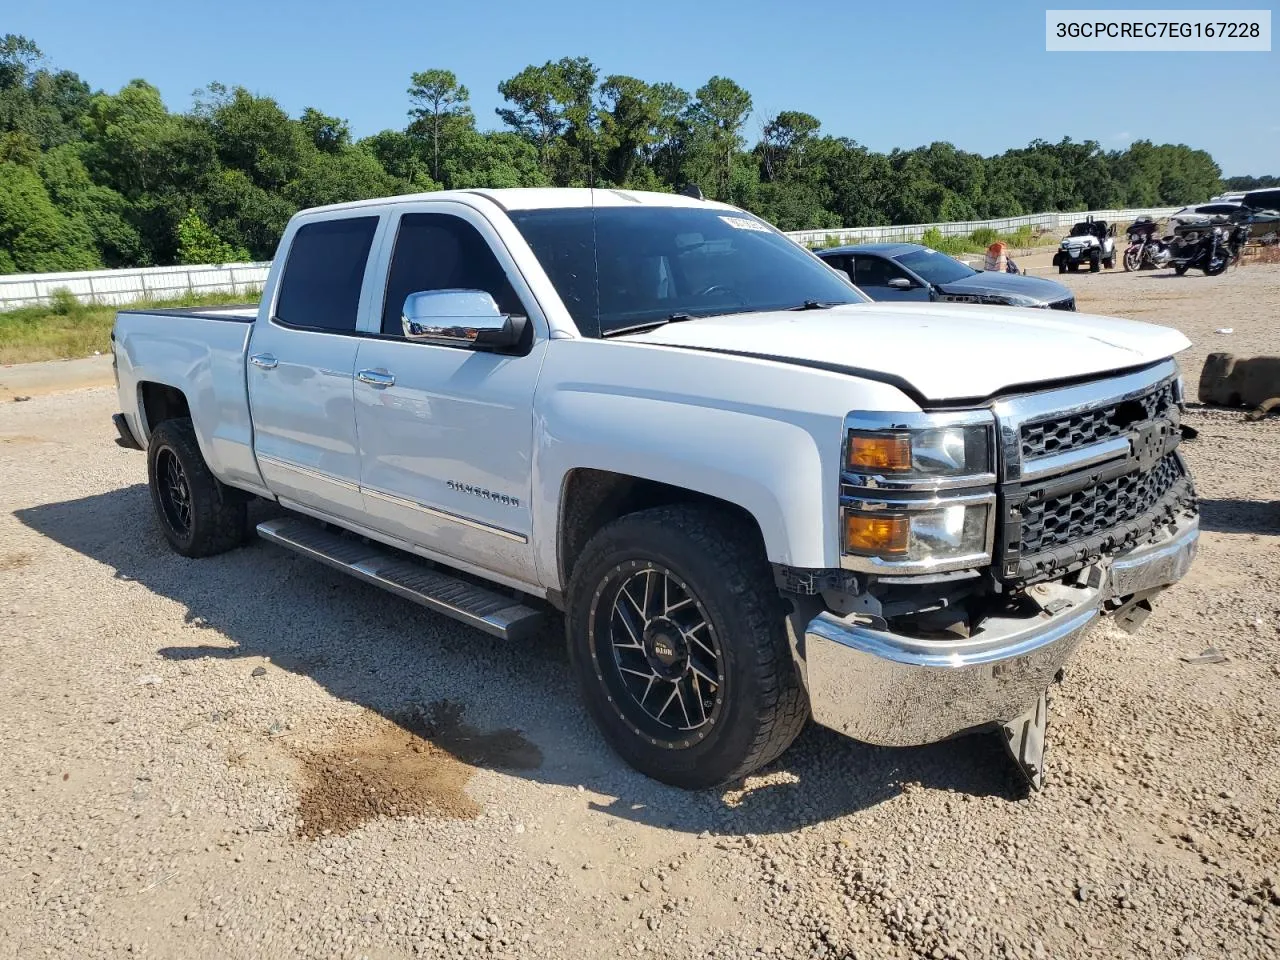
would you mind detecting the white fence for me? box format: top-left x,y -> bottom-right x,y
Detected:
0,261 -> 271,311
786,207 -> 1183,247
0,205 -> 1185,311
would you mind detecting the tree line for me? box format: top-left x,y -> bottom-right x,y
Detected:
0,33 -> 1254,275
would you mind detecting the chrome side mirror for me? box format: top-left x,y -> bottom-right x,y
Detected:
886,277 -> 913,290
401,289 -> 525,350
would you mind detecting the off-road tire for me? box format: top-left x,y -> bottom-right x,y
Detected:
1104,255 -> 1115,269
1057,261 -> 1067,274
567,505 -> 809,789
147,417 -> 247,558
1089,252 -> 1101,273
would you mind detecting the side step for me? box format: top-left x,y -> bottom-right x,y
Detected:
255,517 -> 545,641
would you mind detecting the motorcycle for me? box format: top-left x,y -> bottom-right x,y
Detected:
1226,220 -> 1252,266
1168,218 -> 1232,276
1122,218 -> 1173,271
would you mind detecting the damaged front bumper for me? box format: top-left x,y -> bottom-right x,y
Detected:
796,515 -> 1199,749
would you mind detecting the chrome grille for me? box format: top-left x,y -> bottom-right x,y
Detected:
1020,453 -> 1185,554
992,361 -> 1197,585
1019,378 -> 1177,461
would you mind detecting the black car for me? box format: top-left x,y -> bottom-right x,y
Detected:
817,243 -> 1076,310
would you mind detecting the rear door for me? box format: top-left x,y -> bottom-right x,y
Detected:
247,212 -> 383,522
351,202 -> 548,586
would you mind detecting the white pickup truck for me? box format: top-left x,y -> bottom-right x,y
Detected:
111,188 -> 1199,790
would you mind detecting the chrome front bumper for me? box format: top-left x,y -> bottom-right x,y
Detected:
798,517 -> 1199,747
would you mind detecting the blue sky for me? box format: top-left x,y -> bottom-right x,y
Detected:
10,0 -> 1278,175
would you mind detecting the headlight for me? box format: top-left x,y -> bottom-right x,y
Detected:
843,501 -> 991,565
845,423 -> 992,479
841,411 -> 996,574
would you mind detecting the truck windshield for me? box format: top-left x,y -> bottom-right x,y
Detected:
508,205 -> 866,338
896,249 -> 976,286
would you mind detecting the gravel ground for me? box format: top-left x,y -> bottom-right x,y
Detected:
2,264 -> 1278,960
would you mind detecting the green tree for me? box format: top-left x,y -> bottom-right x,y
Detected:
175,207 -> 249,264
497,57 -> 599,184
0,161 -> 100,271
687,77 -> 752,200
299,107 -> 350,153
407,69 -> 472,182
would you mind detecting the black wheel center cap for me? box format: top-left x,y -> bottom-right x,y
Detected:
643,619 -> 688,678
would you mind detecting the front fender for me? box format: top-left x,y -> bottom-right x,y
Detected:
535,387 -> 831,585
528,340 -> 920,592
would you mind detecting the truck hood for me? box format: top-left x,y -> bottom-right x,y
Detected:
627,302 -> 1190,402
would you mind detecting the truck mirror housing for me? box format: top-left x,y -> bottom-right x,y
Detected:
886,277 -> 913,290
401,289 -> 525,350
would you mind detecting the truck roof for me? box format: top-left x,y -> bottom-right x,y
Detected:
295,187 -> 738,217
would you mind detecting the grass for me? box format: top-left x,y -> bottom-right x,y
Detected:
0,288 -> 261,365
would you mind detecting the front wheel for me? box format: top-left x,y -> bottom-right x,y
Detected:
147,418 -> 247,557
1089,252 -> 1101,273
1205,250 -> 1229,276
1123,248 -> 1142,272
567,505 -> 808,789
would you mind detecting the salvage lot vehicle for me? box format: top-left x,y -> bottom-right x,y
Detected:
1053,217 -> 1117,273
110,188 -> 1199,790
816,242 -> 1075,310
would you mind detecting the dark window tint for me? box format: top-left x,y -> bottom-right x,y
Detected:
275,217 -> 378,332
819,253 -> 853,280
852,255 -> 911,287
381,214 -> 522,336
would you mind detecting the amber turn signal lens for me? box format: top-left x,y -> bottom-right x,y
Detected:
844,512 -> 910,556
847,434 -> 911,472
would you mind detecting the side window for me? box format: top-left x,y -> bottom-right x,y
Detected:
822,254 -> 852,280
381,213 -> 523,336
275,217 -> 378,332
853,255 -> 910,287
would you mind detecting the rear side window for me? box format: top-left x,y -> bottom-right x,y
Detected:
275,217 -> 378,332
381,213 -> 522,336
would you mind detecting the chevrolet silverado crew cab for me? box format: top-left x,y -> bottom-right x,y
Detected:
111,188 -> 1199,790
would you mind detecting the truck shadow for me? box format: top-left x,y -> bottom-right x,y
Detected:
14,486 -> 1022,836
1197,497 -> 1280,535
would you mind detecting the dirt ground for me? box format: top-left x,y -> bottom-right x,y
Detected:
1,264 -> 1278,960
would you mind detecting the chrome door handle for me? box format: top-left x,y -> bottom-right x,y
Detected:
249,353 -> 278,369
356,369 -> 395,387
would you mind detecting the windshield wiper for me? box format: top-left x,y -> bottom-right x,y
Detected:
788,300 -> 839,311
601,313 -> 698,338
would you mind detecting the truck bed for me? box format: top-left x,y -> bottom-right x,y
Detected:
112,304 -> 267,495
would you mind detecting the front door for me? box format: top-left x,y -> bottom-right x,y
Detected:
247,213 -> 381,522
352,204 -> 546,586
851,254 -> 932,302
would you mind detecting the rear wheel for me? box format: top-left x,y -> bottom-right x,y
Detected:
567,505 -> 808,789
147,418 -> 247,558
1174,262 -> 1190,276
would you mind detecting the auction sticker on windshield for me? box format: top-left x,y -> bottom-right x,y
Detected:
719,215 -> 771,233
